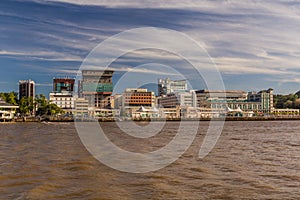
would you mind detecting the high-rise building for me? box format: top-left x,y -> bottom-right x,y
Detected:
53,78 -> 75,93
19,80 -> 35,100
78,70 -> 114,109
49,78 -> 76,113
158,78 -> 187,96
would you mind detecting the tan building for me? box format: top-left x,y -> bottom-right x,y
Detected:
121,88 -> 155,117
73,98 -> 89,117
159,106 -> 181,119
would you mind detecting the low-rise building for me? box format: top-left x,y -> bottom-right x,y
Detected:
181,106 -> 224,118
0,98 -> 19,121
132,106 -> 159,119
196,88 -> 274,114
272,108 -> 300,116
158,106 -> 181,119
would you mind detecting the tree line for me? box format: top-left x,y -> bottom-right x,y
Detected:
0,92 -> 64,116
273,93 -> 300,109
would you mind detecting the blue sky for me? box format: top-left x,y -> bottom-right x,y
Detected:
1,0 -> 300,96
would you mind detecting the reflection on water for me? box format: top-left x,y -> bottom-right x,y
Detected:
1,121 -> 300,199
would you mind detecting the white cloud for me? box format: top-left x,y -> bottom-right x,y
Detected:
5,0 -> 300,94
0,50 -> 83,62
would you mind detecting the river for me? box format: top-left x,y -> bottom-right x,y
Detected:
0,121 -> 300,199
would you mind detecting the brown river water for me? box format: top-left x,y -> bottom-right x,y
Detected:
0,121 -> 300,199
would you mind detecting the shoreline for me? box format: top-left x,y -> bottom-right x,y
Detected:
3,116 -> 300,123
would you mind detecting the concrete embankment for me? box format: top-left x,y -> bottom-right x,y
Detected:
9,116 -> 300,123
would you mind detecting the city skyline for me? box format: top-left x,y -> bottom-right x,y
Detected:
1,0 -> 300,95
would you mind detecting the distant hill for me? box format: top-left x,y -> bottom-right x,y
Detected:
274,93 -> 300,109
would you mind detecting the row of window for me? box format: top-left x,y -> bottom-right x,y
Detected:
52,98 -> 73,101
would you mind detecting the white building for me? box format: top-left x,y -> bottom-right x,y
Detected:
49,92 -> 75,113
196,89 -> 275,114
0,98 -> 19,121
157,91 -> 197,108
158,78 -> 188,96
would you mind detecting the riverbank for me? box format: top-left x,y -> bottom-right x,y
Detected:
6,115 -> 300,123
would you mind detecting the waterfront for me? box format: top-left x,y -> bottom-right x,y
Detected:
1,121 -> 300,199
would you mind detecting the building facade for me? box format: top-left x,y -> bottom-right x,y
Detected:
158,78 -> 188,96
49,78 -> 76,113
49,92 -> 75,112
19,80 -> 35,100
111,94 -> 123,109
53,78 -> 75,93
247,88 -> 274,113
0,98 -> 19,121
73,98 -> 89,117
157,91 -> 197,108
121,88 -> 155,116
79,70 -> 114,109
195,89 -> 274,114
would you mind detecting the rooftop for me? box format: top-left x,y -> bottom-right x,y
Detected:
0,98 -> 19,108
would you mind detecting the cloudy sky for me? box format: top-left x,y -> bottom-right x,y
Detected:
1,0 -> 300,95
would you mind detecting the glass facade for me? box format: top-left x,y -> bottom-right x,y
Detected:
82,83 -> 113,93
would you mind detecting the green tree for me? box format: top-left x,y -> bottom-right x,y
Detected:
274,93 -> 300,109
19,97 -> 34,115
0,92 -> 18,105
47,103 -> 65,116
35,94 -> 64,116
35,94 -> 48,116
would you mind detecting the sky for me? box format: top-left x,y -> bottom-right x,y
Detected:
1,0 -> 300,96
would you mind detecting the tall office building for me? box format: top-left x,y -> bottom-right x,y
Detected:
19,80 -> 35,100
158,78 -> 188,96
78,70 -> 114,109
